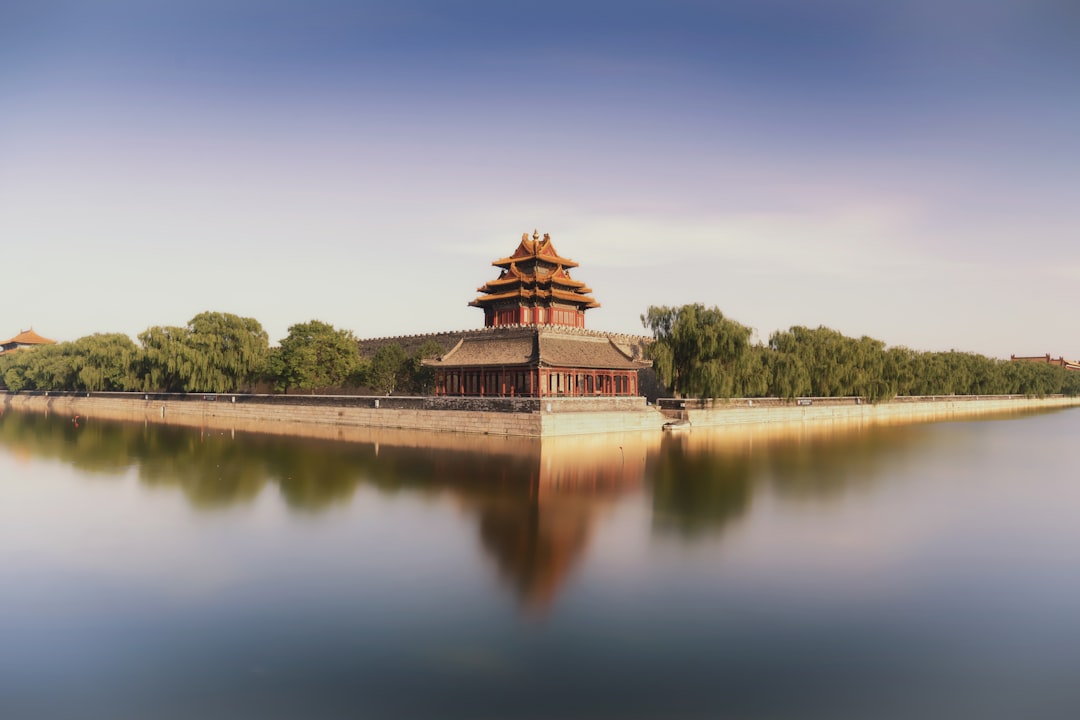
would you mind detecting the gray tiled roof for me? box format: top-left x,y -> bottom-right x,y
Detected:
538,334 -> 645,369
431,333 -> 536,367
426,328 -> 651,370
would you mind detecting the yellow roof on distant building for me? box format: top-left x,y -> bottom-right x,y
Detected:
1,328 -> 56,346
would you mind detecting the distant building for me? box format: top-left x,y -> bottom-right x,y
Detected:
0,329 -> 56,355
1010,354 -> 1080,371
423,231 -> 652,397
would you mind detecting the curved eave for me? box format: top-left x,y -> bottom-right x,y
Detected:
479,280 -> 596,297
492,257 -> 579,270
550,289 -> 600,307
483,273 -> 591,289
470,289 -> 600,309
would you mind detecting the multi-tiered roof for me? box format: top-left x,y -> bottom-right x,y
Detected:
470,230 -> 600,328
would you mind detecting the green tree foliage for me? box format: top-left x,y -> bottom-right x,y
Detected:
136,325 -> 191,392
767,352 -> 811,401
366,343 -> 408,395
0,344 -> 74,391
730,345 -> 769,398
2,361 -> 28,391
70,333 -> 141,391
641,303 -> 1080,401
138,312 -> 268,393
641,304 -> 754,399
0,335 -> 139,392
4,303 -> 1077,402
766,327 -> 896,402
270,320 -> 360,393
403,340 -> 444,394
183,312 -> 269,393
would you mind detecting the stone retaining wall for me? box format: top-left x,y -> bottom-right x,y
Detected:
3,392 -> 1076,438
0,392 -> 667,437
667,394 -> 1080,427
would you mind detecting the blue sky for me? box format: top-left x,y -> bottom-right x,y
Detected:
2,0 -> 1078,358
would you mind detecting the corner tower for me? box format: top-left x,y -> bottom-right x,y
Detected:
469,230 -> 600,328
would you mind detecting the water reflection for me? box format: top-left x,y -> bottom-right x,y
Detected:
648,420 -> 957,538
0,409 -> 1049,610
0,411 -> 649,612
5,408 -> 1080,718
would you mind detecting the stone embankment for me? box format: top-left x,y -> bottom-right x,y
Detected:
2,391 -> 1077,438
657,394 -> 1080,428
0,391 -> 668,437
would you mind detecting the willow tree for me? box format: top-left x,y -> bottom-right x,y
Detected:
767,325 -> 895,401
270,320 -> 360,393
183,312 -> 269,393
137,325 -> 195,392
768,352 -> 811,401
137,312 -> 268,393
0,345 -> 65,391
641,304 -> 754,399
70,333 -> 141,391
8,344 -> 77,391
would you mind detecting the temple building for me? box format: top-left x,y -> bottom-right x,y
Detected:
0,329 -> 56,355
470,230 -> 599,328
425,231 -> 651,397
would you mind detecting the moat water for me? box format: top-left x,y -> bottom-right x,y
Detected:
2,408 -> 1080,719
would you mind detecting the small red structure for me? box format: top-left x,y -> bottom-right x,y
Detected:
427,231 -> 650,398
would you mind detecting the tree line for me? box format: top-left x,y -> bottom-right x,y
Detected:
0,312 -> 442,395
643,304 -> 1080,401
5,304 -> 1073,401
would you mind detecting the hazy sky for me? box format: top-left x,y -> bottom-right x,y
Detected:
3,0 -> 1078,358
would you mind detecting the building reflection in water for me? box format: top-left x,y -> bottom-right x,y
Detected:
0,411 -> 654,613
0,409 -> 980,611
471,432 -> 652,614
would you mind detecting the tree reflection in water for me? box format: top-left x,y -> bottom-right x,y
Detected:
0,411 -> 648,611
0,409 -> 974,610
648,419 -> 966,540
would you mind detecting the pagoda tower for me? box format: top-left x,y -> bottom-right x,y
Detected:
470,230 -> 600,328
425,230 -> 651,397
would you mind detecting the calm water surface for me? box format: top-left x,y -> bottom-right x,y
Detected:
2,409 -> 1080,719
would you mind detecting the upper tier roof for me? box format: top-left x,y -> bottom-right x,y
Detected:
492,231 -> 579,269
472,231 -> 599,313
